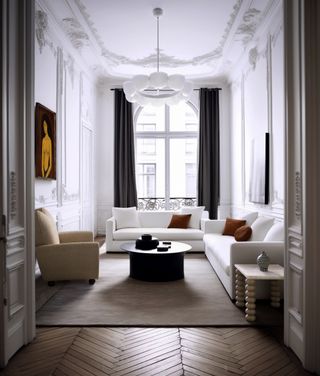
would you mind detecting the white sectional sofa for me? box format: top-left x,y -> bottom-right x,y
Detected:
202,214 -> 284,299
106,209 -> 208,252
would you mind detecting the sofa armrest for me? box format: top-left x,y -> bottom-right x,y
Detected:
59,231 -> 94,243
230,241 -> 284,266
106,217 -> 116,252
201,219 -> 225,234
36,242 -> 99,281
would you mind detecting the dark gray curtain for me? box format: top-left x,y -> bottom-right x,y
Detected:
197,88 -> 220,219
114,89 -> 138,207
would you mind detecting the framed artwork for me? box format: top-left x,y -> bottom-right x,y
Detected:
35,103 -> 56,179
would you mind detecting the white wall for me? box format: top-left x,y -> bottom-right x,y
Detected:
34,1 -> 98,233
228,4 -> 284,220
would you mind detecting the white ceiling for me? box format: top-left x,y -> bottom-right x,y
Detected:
40,0 -> 278,82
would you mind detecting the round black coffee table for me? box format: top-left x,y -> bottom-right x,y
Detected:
120,241 -> 191,282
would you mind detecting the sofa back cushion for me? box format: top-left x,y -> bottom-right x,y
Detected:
250,217 -> 274,241
138,211 -> 175,228
240,212 -> 258,226
112,207 -> 141,229
180,206 -> 205,229
264,222 -> 284,241
35,209 -> 60,246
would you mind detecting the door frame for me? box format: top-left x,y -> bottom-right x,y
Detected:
25,0 -> 36,345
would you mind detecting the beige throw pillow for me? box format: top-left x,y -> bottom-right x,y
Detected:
35,209 -> 60,246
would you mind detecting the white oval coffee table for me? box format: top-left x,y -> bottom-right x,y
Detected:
120,241 -> 191,282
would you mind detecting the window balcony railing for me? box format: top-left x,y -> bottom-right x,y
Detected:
137,197 -> 197,211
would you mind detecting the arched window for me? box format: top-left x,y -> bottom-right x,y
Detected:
135,102 -> 199,210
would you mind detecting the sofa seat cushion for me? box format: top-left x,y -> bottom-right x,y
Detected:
204,233 -> 236,276
114,228 -> 204,241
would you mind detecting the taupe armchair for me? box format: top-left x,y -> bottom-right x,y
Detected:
35,208 -> 99,285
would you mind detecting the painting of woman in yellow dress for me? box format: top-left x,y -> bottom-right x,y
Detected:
35,103 -> 56,179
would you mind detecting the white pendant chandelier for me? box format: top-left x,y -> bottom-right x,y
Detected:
123,7 -> 193,107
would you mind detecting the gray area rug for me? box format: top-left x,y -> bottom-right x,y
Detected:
36,252 -> 282,326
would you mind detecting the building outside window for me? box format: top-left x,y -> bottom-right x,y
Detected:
135,102 -> 199,210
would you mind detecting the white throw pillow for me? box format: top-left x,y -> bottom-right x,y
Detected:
180,206 -> 205,229
240,212 -> 258,226
264,222 -> 284,241
112,207 -> 140,230
250,217 -> 275,241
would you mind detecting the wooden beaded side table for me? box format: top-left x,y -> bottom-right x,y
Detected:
234,264 -> 284,322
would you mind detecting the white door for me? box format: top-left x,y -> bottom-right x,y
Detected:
81,123 -> 94,232
0,0 -> 35,367
284,0 -> 320,373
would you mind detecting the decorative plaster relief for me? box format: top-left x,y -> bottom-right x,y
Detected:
235,8 -> 261,46
62,17 -> 89,51
35,9 -> 57,55
35,10 -> 48,53
62,184 -> 79,202
74,0 -> 243,68
248,47 -> 258,69
35,187 -> 57,206
65,54 -> 75,87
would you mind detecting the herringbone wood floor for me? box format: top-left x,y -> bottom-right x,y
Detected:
0,327 -> 311,376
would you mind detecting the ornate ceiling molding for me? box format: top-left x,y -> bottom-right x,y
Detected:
74,0 -> 243,69
235,8 -> 261,45
35,8 -> 57,55
35,9 -> 48,53
62,17 -> 89,50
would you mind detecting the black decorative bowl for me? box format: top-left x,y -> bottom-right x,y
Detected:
135,235 -> 159,250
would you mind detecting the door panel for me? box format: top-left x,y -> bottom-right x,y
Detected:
0,0 -> 35,367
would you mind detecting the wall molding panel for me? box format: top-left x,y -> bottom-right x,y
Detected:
35,0 -> 97,233
229,3 -> 284,220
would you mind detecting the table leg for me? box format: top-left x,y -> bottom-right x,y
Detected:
235,269 -> 245,307
245,279 -> 256,322
270,280 -> 281,307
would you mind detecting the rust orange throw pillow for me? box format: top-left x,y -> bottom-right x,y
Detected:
222,218 -> 246,236
234,225 -> 252,241
168,214 -> 191,229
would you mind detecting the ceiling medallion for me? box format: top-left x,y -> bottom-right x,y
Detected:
123,8 -> 193,107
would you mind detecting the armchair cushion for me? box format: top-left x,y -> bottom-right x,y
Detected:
36,242 -> 99,281
59,231 -> 94,243
35,209 -> 59,246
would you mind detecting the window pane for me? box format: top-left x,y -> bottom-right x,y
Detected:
136,138 -> 165,198
170,102 -> 198,132
170,138 -> 198,198
136,105 -> 165,132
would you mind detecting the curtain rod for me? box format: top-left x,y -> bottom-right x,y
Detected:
109,88 -> 222,91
